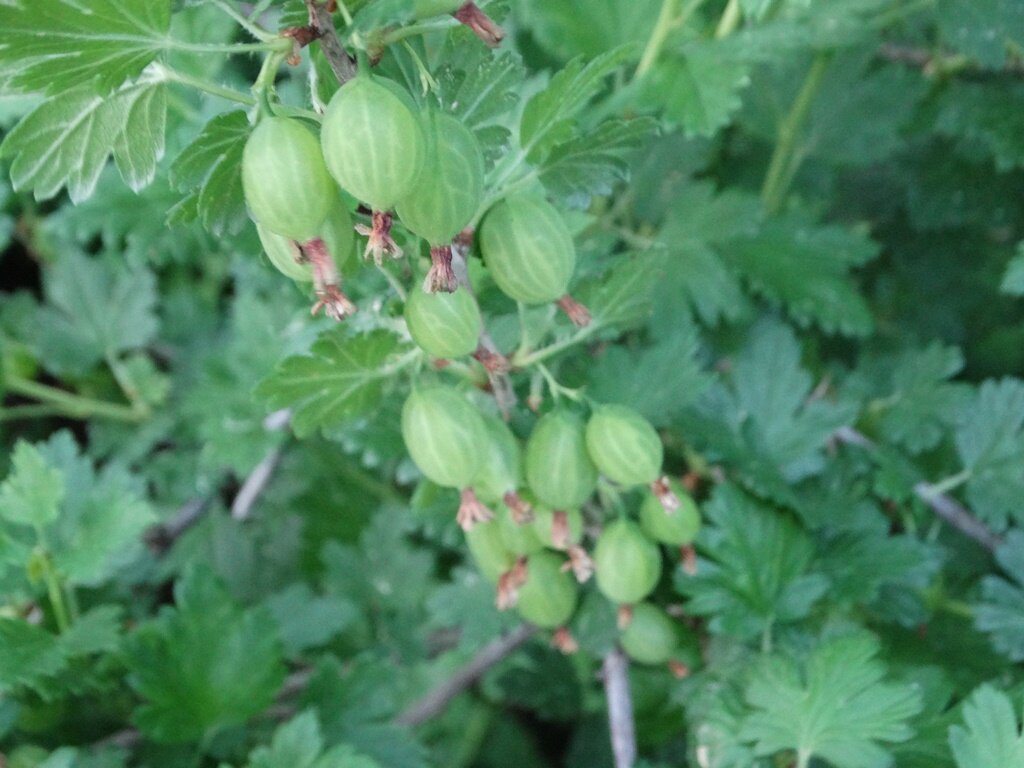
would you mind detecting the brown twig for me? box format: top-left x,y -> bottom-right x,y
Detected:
231,447 -> 284,520
878,42 -> 1024,78
397,624 -> 535,726
602,647 -> 637,768
304,0 -> 357,84
831,426 -> 1000,551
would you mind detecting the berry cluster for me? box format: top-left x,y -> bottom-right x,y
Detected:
403,386 -> 703,670
241,67 -> 582,329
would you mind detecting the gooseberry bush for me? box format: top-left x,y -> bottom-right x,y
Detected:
1,1 -> 1024,767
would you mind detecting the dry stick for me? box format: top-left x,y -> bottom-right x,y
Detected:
878,42 -> 1024,77
304,0 -> 357,84
603,647 -> 637,768
831,426 -> 1000,552
450,240 -> 517,417
397,624 -> 536,726
231,446 -> 284,520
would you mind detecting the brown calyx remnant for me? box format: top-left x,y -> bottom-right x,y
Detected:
556,294 -> 592,328
504,491 -> 534,524
496,556 -> 528,610
301,237 -> 357,320
473,344 -> 511,374
680,544 -> 698,576
562,545 -> 593,583
423,245 -> 458,293
617,605 -> 633,630
356,210 -> 403,265
668,660 -> 691,679
551,627 -> 579,654
453,3 -> 504,47
281,25 -> 321,65
457,487 -> 494,531
651,476 -> 681,514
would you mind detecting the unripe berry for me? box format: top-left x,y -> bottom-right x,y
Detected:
639,479 -> 701,546
242,117 -> 334,241
473,415 -> 524,503
404,287 -> 481,359
395,111 -> 484,246
401,386 -> 486,490
620,603 -> 681,666
593,519 -> 661,605
256,196 -> 354,282
466,519 -> 515,583
498,505 -> 545,556
321,75 -> 425,211
479,194 -> 576,305
585,404 -> 663,487
524,410 -> 598,510
516,552 -> 578,628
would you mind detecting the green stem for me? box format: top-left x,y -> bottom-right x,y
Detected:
634,0 -> 707,79
253,50 -> 289,118
106,354 -> 152,419
0,404 -> 66,422
451,704 -> 493,768
336,0 -> 355,27
796,749 -> 811,768
4,375 -> 144,423
921,469 -> 972,498
38,552 -> 70,633
336,461 -> 405,506
382,19 -> 457,46
168,38 -> 292,55
512,325 -> 599,368
156,64 -> 257,105
536,362 -> 584,403
760,52 -> 832,215
211,0 -> 276,40
715,0 -> 742,38
937,597 -> 975,619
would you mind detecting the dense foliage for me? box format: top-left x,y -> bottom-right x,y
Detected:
1,1 -> 1024,767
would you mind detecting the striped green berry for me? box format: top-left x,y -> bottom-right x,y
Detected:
242,117 -> 334,242
466,519 -> 515,583
401,386 -> 487,490
524,410 -> 598,510
585,405 -> 663,487
593,519 -> 661,605
396,111 -> 484,246
473,415 -> 524,504
479,194 -> 576,305
321,75 -> 425,211
256,195 -> 354,282
499,505 -> 545,556
620,603 -> 681,666
639,479 -> 701,546
404,287 -> 481,359
516,552 -> 578,628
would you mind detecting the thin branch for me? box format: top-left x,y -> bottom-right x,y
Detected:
145,497 -> 211,553
602,647 -> 637,768
397,624 -> 535,726
832,427 -> 1000,551
231,447 -> 284,520
878,42 -> 1024,78
305,0 -> 357,85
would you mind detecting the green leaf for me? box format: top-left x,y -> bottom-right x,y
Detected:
935,82 -> 1024,172
516,0 -> 660,60
954,378 -> 1024,530
0,74 -> 167,203
0,441 -> 65,528
587,318 -> 711,428
168,110 -> 250,236
125,565 -> 286,743
255,330 -> 407,438
0,0 -> 171,95
675,484 -> 829,640
583,251 -> 662,329
1003,245 -> 1024,296
636,42 -> 749,137
28,252 -> 159,375
976,530 -> 1024,661
871,343 -> 970,454
724,215 -> 879,336
936,0 -> 1024,69
264,584 -> 358,658
0,618 -> 66,694
441,50 -> 523,131
538,117 -> 656,207
742,633 -> 922,768
948,685 -> 1024,768
426,567 -> 517,652
520,46 -> 633,160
